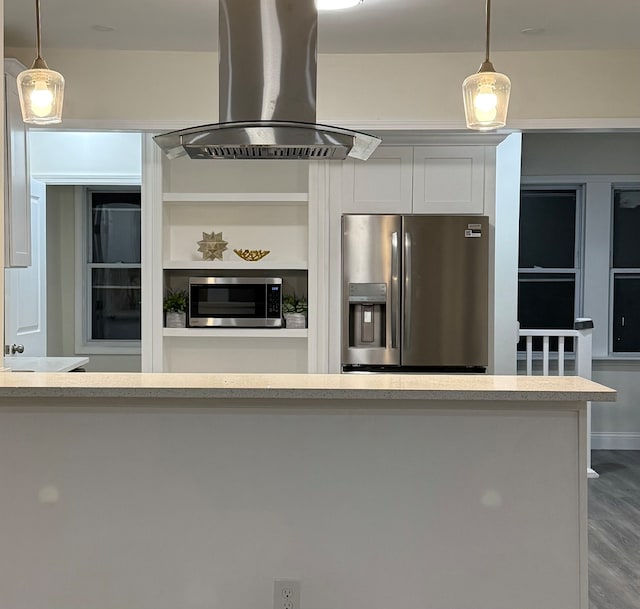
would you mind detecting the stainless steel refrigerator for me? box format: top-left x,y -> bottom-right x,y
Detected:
342,214 -> 489,372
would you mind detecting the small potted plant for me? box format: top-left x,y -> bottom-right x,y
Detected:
282,294 -> 307,329
163,289 -> 188,328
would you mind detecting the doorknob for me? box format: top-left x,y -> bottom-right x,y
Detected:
5,344 -> 25,355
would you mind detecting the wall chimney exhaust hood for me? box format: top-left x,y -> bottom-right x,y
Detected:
154,0 -> 381,161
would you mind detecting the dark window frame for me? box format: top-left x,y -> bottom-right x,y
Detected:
610,185 -> 640,353
78,186 -> 142,352
517,185 -> 584,352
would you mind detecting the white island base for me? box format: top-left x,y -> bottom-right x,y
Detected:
0,373 -> 615,609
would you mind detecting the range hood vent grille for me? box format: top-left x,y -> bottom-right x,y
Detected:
154,0 -> 381,162
190,145 -> 348,160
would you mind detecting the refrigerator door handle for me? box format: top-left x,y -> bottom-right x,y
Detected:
404,230 -> 412,350
391,231 -> 400,349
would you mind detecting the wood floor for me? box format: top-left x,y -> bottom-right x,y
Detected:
589,450 -> 640,609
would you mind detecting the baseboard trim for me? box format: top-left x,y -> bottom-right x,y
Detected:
592,432 -> 640,450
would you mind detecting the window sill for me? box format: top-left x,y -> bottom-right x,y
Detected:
75,342 -> 141,356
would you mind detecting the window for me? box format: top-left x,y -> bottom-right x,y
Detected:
77,187 -> 142,352
611,187 -> 640,352
517,188 -> 583,350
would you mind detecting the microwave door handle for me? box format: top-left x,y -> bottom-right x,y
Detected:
391,231 -> 399,349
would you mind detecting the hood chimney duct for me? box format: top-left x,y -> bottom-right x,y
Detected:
154,0 -> 381,161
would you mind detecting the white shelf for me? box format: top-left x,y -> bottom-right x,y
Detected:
163,328 -> 308,338
163,192 -> 308,203
163,260 -> 308,270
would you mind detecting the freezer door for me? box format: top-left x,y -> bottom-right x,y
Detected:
402,215 -> 489,367
342,214 -> 402,367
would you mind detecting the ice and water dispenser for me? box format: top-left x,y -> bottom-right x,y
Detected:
347,283 -> 387,348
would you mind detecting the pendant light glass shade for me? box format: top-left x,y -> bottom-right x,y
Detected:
462,0 -> 510,131
462,69 -> 510,131
17,0 -> 65,125
17,65 -> 65,124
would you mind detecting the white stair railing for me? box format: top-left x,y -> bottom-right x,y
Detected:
518,318 -> 597,479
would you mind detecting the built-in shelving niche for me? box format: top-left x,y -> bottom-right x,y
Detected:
160,156 -> 311,374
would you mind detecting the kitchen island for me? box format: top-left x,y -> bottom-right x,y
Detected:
0,373 -> 615,609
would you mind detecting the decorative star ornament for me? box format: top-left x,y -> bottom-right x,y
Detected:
197,231 -> 228,261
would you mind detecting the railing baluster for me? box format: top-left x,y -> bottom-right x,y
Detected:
518,319 -> 597,478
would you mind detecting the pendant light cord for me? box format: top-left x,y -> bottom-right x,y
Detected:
31,0 -> 49,69
484,0 -> 491,63
477,0 -> 494,72
35,0 -> 43,59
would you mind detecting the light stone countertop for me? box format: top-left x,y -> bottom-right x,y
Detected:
3,356 -> 89,373
0,372 -> 616,403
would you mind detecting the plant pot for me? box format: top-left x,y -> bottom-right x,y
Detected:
284,313 -> 306,329
166,311 -> 186,328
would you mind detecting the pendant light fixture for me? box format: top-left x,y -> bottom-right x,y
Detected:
462,0 -> 510,131
17,0 -> 65,124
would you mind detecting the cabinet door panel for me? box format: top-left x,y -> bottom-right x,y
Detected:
4,71 -> 31,267
413,146 -> 485,214
341,147 -> 413,214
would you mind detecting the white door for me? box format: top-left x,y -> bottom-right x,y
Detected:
4,69 -> 31,267
4,180 -> 47,357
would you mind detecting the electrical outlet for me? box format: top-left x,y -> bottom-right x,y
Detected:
274,579 -> 300,609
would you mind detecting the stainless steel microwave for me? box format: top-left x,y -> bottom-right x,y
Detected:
188,277 -> 282,328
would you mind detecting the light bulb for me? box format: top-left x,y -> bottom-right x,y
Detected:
473,83 -> 498,123
30,80 -> 54,117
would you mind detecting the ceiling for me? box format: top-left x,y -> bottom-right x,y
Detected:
4,0 -> 640,55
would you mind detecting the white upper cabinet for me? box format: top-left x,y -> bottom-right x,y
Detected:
412,146 -> 485,214
341,147 -> 413,214
4,60 -> 31,267
341,145 -> 487,215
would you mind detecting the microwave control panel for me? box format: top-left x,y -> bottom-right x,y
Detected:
267,284 -> 282,318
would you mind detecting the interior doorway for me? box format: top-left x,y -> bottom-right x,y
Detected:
4,131 -> 143,372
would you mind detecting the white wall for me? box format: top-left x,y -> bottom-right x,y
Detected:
4,48 -> 640,127
45,186 -> 74,358
30,131 -> 142,179
35,132 -> 142,372
521,132 -> 640,448
490,133 -> 522,374
522,133 -> 640,175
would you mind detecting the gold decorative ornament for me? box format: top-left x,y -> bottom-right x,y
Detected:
197,231 -> 228,261
233,249 -> 270,262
